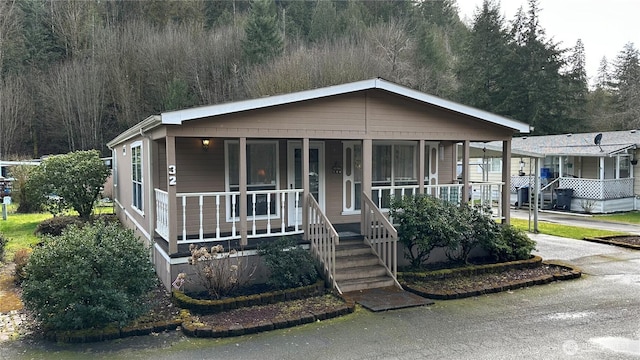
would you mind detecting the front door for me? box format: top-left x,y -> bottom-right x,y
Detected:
288,142 -> 324,226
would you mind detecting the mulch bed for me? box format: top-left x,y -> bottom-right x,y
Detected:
583,235 -> 640,249
403,264 -> 576,296
192,294 -> 347,327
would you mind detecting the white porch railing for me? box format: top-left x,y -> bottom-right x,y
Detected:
307,194 -> 340,293
362,193 -> 400,289
154,188 -> 304,243
559,177 -> 634,199
372,182 -> 503,218
155,189 -> 169,241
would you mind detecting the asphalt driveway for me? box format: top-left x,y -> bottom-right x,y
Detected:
2,220 -> 640,359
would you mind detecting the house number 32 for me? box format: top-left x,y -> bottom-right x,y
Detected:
168,165 -> 177,186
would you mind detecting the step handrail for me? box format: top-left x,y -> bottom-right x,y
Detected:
361,193 -> 401,289
307,194 -> 341,294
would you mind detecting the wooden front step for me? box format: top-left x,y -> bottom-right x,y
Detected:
334,239 -> 396,293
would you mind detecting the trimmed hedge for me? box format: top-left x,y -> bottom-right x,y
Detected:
172,280 -> 326,314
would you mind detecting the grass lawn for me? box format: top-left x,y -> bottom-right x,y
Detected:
511,218 -> 628,240
0,205 -> 51,260
595,211 -> 640,224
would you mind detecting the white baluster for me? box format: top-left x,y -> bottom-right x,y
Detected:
281,192 -> 285,233
231,194 -> 237,237
252,193 -> 256,236
181,196 -> 186,242
266,192 -> 271,234
199,195 -> 204,240
215,195 -> 220,239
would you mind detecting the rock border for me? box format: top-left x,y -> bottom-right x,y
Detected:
172,280 -> 326,314
399,257 -> 582,300
583,235 -> 640,250
43,280 -> 356,343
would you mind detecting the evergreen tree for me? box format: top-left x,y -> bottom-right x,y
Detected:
242,0 -> 282,65
610,42 -> 640,129
595,56 -> 612,90
503,0 -> 567,134
456,0 -> 510,112
560,39 -> 588,132
308,0 -> 338,43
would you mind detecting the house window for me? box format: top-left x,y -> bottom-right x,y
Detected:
225,140 -> 279,219
131,142 -> 143,213
372,142 -> 417,208
489,158 -> 502,173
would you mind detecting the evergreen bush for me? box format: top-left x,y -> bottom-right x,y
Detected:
389,194 -> 459,268
35,215 -> 84,237
258,237 -> 318,289
22,221 -> 156,331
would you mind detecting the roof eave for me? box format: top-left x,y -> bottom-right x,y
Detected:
160,78 -> 531,133
107,115 -> 162,148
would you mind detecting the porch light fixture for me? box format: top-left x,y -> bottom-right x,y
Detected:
201,138 -> 210,151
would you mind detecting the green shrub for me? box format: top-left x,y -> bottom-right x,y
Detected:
0,233 -> 8,263
445,204 -> 502,264
22,221 -> 156,331
25,150 -> 110,220
389,194 -> 460,268
35,215 -> 84,237
483,224 -> 536,262
258,237 -> 318,290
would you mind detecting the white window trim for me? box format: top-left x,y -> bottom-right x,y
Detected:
224,140 -> 280,222
131,141 -> 144,216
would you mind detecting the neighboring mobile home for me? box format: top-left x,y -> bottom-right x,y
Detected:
107,78 -> 530,292
472,130 -> 640,213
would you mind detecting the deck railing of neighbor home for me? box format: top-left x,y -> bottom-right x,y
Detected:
512,175 -> 634,201
362,193 -> 400,287
559,177 -> 634,199
307,193 -> 340,293
154,188 -> 304,243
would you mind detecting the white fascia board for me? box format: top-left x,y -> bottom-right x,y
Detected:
374,79 -> 531,134
107,115 -> 162,148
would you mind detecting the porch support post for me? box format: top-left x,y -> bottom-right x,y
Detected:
302,138 -> 310,240
533,156 -> 540,233
599,157 -> 605,180
147,140 -> 156,247
239,137 -> 248,246
461,140 -> 470,204
166,136 -> 178,254
501,139 -> 512,225
418,139 -> 425,194
361,139 -> 372,235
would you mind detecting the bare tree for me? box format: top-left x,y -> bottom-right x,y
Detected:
0,75 -> 31,159
368,18 -> 413,83
43,59 -> 106,152
47,0 -> 99,59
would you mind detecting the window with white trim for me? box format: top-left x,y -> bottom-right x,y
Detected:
131,142 -> 143,212
225,140 -> 279,219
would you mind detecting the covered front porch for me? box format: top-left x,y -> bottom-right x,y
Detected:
151,136 -> 513,293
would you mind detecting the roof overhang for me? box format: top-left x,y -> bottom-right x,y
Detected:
470,142 -> 544,158
106,115 -> 162,148
160,78 -> 531,134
